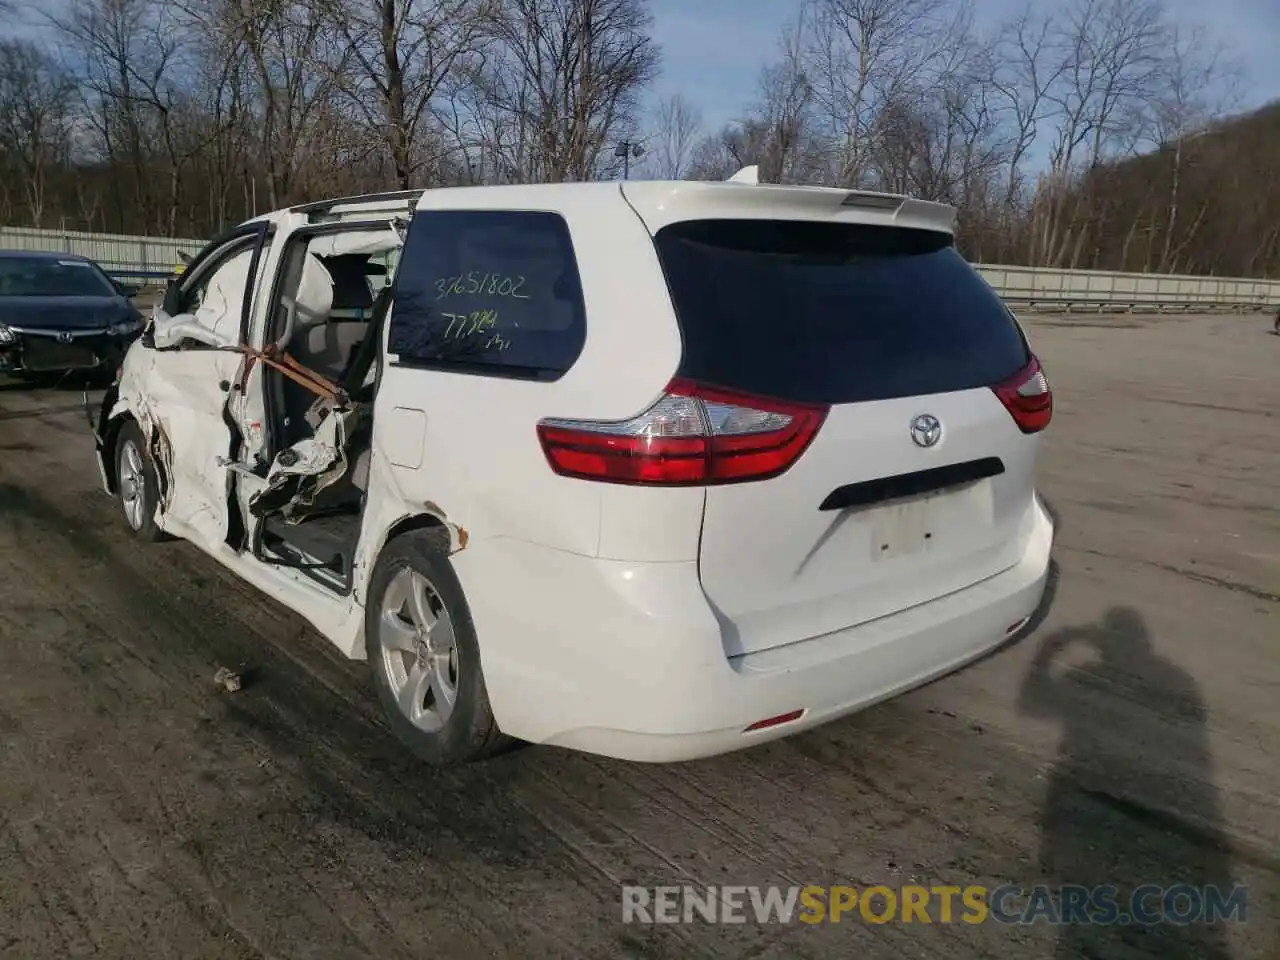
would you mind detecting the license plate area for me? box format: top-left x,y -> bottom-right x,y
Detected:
869,480 -> 994,562
22,338 -> 99,371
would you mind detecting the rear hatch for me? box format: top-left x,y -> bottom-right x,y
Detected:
651,218 -> 1046,657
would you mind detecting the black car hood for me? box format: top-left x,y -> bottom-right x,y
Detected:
0,295 -> 134,331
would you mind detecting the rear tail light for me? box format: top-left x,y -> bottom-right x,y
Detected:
536,378 -> 828,485
993,355 -> 1052,433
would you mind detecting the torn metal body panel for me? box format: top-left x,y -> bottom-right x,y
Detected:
102,348 -> 386,659
248,401 -> 354,522
118,343 -> 242,545
88,204 -> 467,666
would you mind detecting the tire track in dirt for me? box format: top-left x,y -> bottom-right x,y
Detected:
0,398 -> 707,959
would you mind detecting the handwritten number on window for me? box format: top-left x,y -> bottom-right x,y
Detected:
435,272 -> 529,300
440,309 -> 509,351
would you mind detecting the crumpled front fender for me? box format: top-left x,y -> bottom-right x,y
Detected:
92,347 -> 157,496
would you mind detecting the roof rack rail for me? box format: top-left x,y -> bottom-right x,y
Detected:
290,189 -> 425,217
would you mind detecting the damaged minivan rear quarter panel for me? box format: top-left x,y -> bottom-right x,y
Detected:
370,184 -> 696,566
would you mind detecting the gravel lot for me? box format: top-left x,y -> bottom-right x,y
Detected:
0,312 -> 1276,959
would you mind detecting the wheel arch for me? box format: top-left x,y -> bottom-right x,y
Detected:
358,507 -> 510,764
355,505 -> 468,612
99,409 -> 136,495
104,408 -> 171,503
383,511 -> 450,545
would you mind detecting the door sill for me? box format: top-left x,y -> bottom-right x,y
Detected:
256,507 -> 364,596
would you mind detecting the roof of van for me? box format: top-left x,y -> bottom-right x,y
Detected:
252,179 -> 957,236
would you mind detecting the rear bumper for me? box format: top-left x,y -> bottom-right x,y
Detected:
457,495 -> 1056,762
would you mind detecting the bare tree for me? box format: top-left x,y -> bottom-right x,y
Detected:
870,17 -> 1007,212
49,0 -> 167,231
326,0 -> 495,189
470,0 -> 659,183
1032,0 -> 1167,267
50,0 -> 212,236
183,24 -> 256,228
802,0 -> 971,187
0,40 -> 75,226
753,21 -> 825,184
689,15 -> 825,185
983,5 -> 1065,259
190,0 -> 350,209
1146,24 -> 1243,272
642,92 -> 701,179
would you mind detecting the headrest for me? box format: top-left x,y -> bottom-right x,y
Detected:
322,254 -> 376,310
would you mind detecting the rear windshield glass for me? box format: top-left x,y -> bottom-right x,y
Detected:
0,256 -> 117,298
387,210 -> 586,380
653,220 -> 1029,405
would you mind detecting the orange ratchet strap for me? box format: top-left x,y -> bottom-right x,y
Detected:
237,344 -> 345,403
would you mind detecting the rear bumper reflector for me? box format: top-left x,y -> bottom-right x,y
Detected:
743,709 -> 806,733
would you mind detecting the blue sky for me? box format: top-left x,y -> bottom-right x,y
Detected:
647,0 -> 1280,132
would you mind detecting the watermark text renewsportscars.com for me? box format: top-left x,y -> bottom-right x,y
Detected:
621,884 -> 1249,926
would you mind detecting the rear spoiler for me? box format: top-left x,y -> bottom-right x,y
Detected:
709,168 -> 954,233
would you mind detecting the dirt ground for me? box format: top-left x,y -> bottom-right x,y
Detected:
0,313 -> 1276,960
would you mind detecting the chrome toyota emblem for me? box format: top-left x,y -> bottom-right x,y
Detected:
910,413 -> 942,448
57,331 -> 73,344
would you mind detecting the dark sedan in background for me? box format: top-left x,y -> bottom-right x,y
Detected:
0,250 -> 146,378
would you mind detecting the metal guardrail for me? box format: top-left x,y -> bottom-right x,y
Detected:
0,226 -> 202,286
4,225 -> 1280,310
975,263 -> 1280,313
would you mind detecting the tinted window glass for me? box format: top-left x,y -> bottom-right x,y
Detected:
654,220 -> 1029,405
388,210 -> 586,379
0,256 -> 117,297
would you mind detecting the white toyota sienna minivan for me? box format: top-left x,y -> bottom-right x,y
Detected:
92,175 -> 1055,766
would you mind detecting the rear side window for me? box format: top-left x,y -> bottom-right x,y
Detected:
387,210 -> 586,380
654,220 -> 1029,405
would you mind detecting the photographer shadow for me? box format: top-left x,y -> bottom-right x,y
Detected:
1018,606 -> 1236,959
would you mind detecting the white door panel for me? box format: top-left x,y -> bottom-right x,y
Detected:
139,240 -> 262,545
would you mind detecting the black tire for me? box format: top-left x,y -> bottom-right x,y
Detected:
365,528 -> 510,766
115,420 -> 166,542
